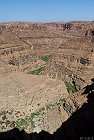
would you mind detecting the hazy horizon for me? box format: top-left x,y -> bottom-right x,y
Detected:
0,20 -> 94,24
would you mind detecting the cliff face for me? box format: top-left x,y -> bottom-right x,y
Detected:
0,21 -> 94,134
0,22 -> 94,91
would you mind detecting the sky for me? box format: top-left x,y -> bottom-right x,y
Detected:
0,0 -> 94,23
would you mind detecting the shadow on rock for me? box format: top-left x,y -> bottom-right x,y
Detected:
0,90 -> 94,140
83,78 -> 94,94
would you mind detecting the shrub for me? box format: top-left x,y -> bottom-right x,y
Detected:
64,81 -> 77,93
28,67 -> 45,75
41,55 -> 51,62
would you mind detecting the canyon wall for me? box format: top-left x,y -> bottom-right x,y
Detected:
0,21 -> 94,89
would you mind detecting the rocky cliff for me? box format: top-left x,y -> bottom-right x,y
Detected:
0,21 -> 94,137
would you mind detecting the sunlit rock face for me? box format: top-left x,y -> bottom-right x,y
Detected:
0,21 -> 94,133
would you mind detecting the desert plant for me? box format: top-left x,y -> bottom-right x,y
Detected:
15,107 -> 45,131
28,67 -> 45,75
41,55 -> 51,62
64,81 -> 77,93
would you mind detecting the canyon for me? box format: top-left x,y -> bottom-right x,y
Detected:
0,21 -> 94,138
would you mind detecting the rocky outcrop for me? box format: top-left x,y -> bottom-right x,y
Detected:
0,22 -> 94,88
0,21 -> 94,135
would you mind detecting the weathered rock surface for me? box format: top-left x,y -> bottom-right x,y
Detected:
0,21 -> 94,134
0,70 -> 69,132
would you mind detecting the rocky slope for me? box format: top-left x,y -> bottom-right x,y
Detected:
0,21 -> 94,134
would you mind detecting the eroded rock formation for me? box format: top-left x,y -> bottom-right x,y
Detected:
0,21 -> 94,137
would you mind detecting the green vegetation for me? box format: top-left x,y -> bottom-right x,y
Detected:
16,118 -> 29,130
64,81 -> 77,93
41,55 -> 51,62
46,98 -> 65,110
27,67 -> 45,75
15,107 -> 45,131
15,98 -> 65,131
46,104 -> 55,110
59,98 -> 65,104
